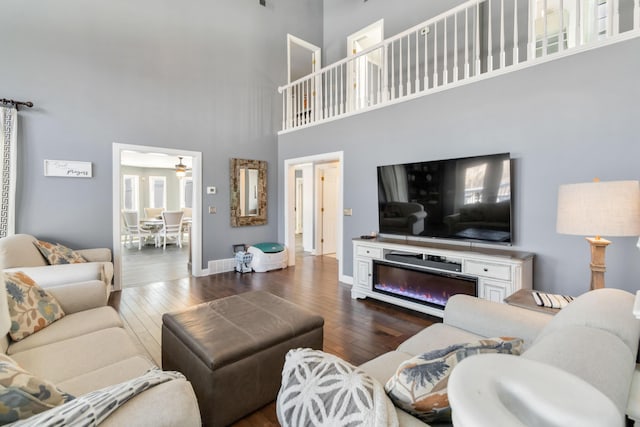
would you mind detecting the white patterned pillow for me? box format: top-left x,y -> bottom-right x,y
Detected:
277,348 -> 398,427
8,368 -> 185,426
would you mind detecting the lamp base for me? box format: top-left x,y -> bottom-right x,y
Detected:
586,237 -> 611,290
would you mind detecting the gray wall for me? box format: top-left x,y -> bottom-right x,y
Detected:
278,37 -> 640,295
1,0 -> 322,264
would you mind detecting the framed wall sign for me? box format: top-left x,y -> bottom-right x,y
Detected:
43,160 -> 93,178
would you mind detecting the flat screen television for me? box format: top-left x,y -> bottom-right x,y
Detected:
377,153 -> 512,244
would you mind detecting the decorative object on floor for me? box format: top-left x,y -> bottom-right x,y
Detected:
277,348 -> 399,427
162,290 -> 323,427
384,337 -> 523,423
233,248 -> 253,274
0,353 -> 74,423
556,179 -> 640,290
175,156 -> 187,178
532,291 -> 574,309
4,271 -> 65,341
0,106 -> 17,238
33,240 -> 88,264
230,158 -> 267,227
247,242 -> 288,272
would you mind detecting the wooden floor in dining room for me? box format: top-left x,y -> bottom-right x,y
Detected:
108,251 -> 439,426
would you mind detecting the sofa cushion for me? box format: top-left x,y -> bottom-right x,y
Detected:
4,272 -> 65,342
4,263 -> 106,289
33,240 -> 87,265
11,327 -> 142,384
7,306 -> 122,355
359,350 -> 414,385
385,337 -> 523,423
277,348 -> 399,427
396,323 -> 484,356
57,356 -> 155,397
0,353 -> 74,425
9,368 -> 185,427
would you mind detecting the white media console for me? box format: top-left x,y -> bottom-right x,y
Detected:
352,237 -> 534,318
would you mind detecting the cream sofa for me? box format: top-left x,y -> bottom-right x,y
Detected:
0,277 -> 201,426
357,288 -> 640,426
0,234 -> 114,290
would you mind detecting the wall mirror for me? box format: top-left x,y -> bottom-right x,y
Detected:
230,158 -> 267,227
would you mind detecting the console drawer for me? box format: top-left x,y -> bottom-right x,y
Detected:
356,245 -> 382,259
465,260 -> 511,281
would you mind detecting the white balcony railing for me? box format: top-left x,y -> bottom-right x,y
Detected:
279,0 -> 640,132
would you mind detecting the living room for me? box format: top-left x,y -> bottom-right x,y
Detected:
2,0 -> 640,425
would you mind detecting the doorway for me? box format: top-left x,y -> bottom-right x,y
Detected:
346,19 -> 384,111
316,162 -> 339,256
112,143 -> 203,290
284,152 -> 345,281
287,34 -> 321,125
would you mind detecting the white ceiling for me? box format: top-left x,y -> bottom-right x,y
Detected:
121,150 -> 192,169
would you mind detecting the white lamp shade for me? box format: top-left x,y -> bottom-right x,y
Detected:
557,180 -> 640,236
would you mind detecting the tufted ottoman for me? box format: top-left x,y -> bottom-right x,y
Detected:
161,290 -> 324,427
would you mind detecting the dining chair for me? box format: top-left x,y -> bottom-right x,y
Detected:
160,211 -> 184,249
144,207 -> 164,219
122,211 -> 155,250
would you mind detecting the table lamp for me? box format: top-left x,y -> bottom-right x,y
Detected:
556,179 -> 640,290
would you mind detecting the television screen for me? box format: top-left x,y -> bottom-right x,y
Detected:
377,153 -> 512,244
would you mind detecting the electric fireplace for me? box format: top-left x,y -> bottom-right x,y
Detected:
372,260 -> 477,310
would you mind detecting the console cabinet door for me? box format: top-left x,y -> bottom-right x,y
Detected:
480,279 -> 507,302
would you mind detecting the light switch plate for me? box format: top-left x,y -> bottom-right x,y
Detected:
209,206 -> 217,214
207,186 -> 217,195
343,208 -> 353,216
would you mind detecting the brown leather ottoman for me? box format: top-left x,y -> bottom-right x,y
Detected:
161,290 -> 324,427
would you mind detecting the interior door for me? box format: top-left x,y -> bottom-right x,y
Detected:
319,164 -> 338,255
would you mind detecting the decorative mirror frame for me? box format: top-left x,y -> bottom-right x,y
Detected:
230,158 -> 267,227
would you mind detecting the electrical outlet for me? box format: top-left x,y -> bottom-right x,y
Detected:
209,206 -> 217,214
343,208 -> 353,216
206,186 -> 217,195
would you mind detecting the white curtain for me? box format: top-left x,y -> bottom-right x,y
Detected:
0,107 -> 17,238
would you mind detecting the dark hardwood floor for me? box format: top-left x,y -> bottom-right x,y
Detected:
109,251 -> 439,426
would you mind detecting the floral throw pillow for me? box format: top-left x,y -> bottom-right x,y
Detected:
0,353 -> 74,425
385,337 -> 524,423
4,272 -> 65,341
33,240 -> 87,265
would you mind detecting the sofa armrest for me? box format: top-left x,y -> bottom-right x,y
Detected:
76,248 -> 112,263
407,210 -> 427,223
45,280 -> 109,313
444,295 -> 553,348
99,378 -> 201,427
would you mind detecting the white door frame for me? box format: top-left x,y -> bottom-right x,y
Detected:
315,162 -> 339,256
287,34 -> 322,124
346,19 -> 384,111
284,151 -> 346,282
112,143 -> 204,290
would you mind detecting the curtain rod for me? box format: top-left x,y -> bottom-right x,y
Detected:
0,98 -> 34,111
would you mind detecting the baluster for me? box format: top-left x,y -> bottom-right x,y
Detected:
337,64 -> 342,114
528,0 -> 535,59
391,42 -> 395,99
295,84 -> 300,127
488,0 -> 494,70
323,72 -> 328,119
559,0 -> 565,52
593,0 -> 598,41
454,12 -> 459,82
500,0 -> 506,68
282,88 -> 287,130
542,0 -> 548,56
383,44 -> 389,101
378,47 -> 384,103
334,67 -> 338,116
477,0 -> 483,74
424,25 -> 430,90
465,8 -> 470,78
339,64 -> 347,114
575,0 -> 581,47
399,38 -> 404,97
608,0 -> 614,37
328,69 -> 333,117
513,0 -> 519,64
415,32 -> 420,91
434,21 -> 439,86
406,35 -> 411,94
444,16 -> 449,84
369,60 -> 373,106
